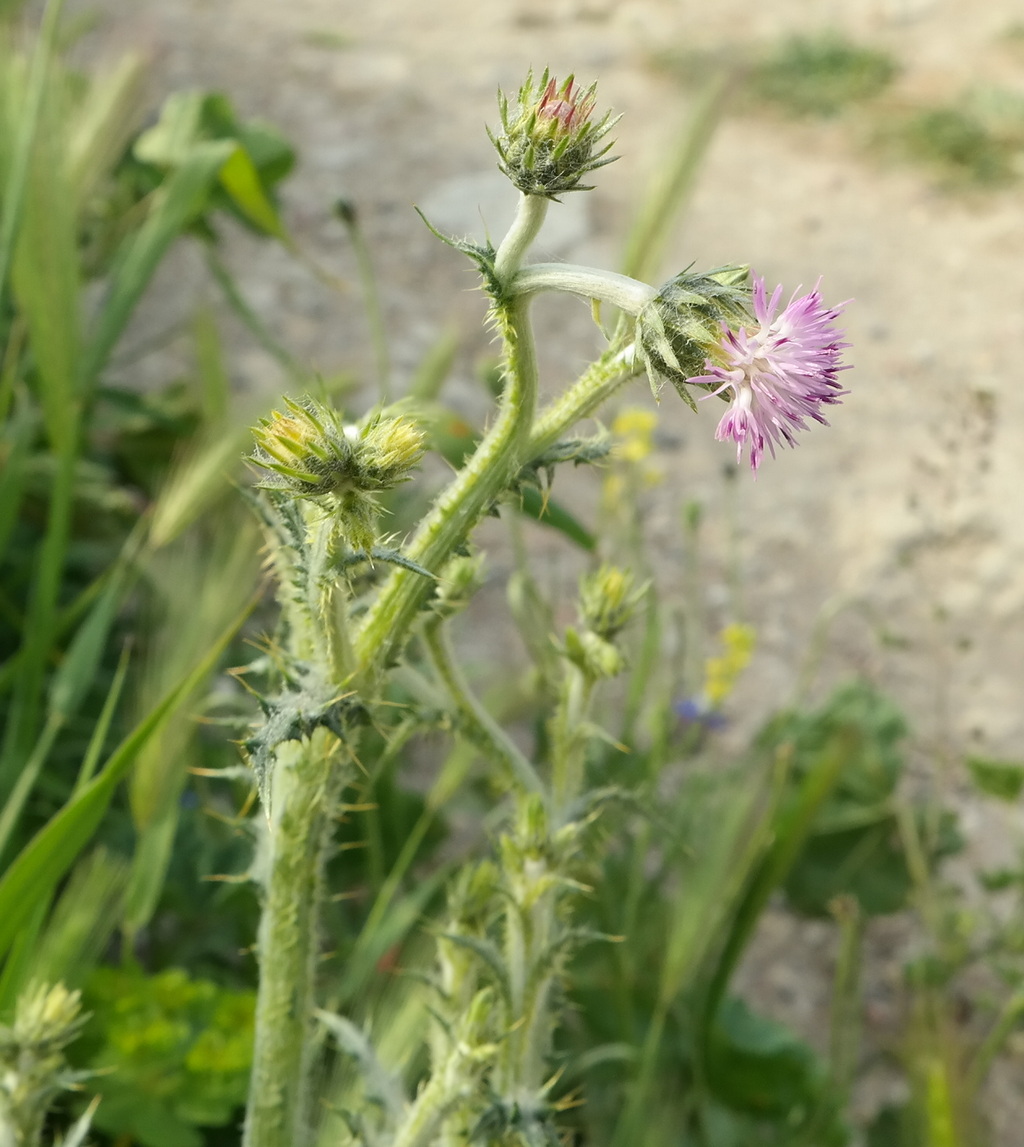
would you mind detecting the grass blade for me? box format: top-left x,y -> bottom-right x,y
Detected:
620,70 -> 730,284
0,0 -> 65,319
0,594 -> 254,963
79,139 -> 235,388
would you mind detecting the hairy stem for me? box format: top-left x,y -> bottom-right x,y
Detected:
244,731 -> 353,1147
550,663 -> 595,820
528,345 -> 637,460
512,262 -> 655,314
493,192 -> 549,284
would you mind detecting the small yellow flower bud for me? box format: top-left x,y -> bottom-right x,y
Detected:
249,398 -> 425,551
357,414 -> 426,490
578,565 -> 644,641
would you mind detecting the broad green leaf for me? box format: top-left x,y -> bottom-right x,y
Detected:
133,89 -> 293,239
707,996 -> 828,1117
518,485 -> 596,550
132,90 -> 206,167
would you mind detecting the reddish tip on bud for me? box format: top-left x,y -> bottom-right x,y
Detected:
489,68 -> 618,198
536,75 -> 595,134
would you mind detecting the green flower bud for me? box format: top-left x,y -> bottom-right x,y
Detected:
578,564 -> 644,641
432,552 -> 486,619
249,398 -> 424,551
0,983 -> 87,1147
489,68 -> 619,199
636,265 -> 751,410
564,626 -> 626,681
249,398 -> 424,499
357,412 -> 429,491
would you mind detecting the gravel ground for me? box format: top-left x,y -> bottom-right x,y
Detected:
70,0 -> 1024,1138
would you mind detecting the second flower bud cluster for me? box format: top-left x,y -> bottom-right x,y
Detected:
249,397 -> 424,551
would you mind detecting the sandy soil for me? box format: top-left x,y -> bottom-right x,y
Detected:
69,0 -> 1024,1138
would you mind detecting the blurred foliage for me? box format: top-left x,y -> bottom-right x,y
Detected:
653,32 -> 898,118
967,757 -> 1024,802
655,29 -> 1024,191
74,967 -> 254,1147
762,683 -> 962,917
881,105 -> 1018,186
747,34 -> 898,117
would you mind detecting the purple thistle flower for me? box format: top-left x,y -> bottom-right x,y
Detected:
687,276 -> 851,471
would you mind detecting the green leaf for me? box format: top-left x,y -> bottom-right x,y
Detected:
11,60 -> 81,454
0,848 -> 126,1009
784,816 -> 911,917
517,486 -> 596,550
966,756 -> 1024,802
0,0 -> 65,321
48,560 -> 130,720
133,90 -> 294,238
0,393 -> 35,563
707,996 -> 829,1118
217,144 -> 287,237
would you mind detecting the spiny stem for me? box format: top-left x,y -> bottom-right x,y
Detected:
550,663 -> 595,820
243,732 -> 354,1147
528,345 -> 637,459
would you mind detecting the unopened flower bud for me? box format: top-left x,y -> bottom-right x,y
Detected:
249,398 -> 424,551
0,983 -> 87,1147
578,565 -> 644,641
357,413 -> 426,489
250,398 -> 424,499
636,266 -> 751,411
564,626 -> 626,680
432,553 -> 486,619
489,69 -> 618,198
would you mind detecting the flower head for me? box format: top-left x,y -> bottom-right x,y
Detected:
688,277 -> 850,471
489,69 -> 618,198
635,266 -> 752,410
248,398 -> 424,552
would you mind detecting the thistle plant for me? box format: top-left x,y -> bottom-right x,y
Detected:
238,69 -> 851,1147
